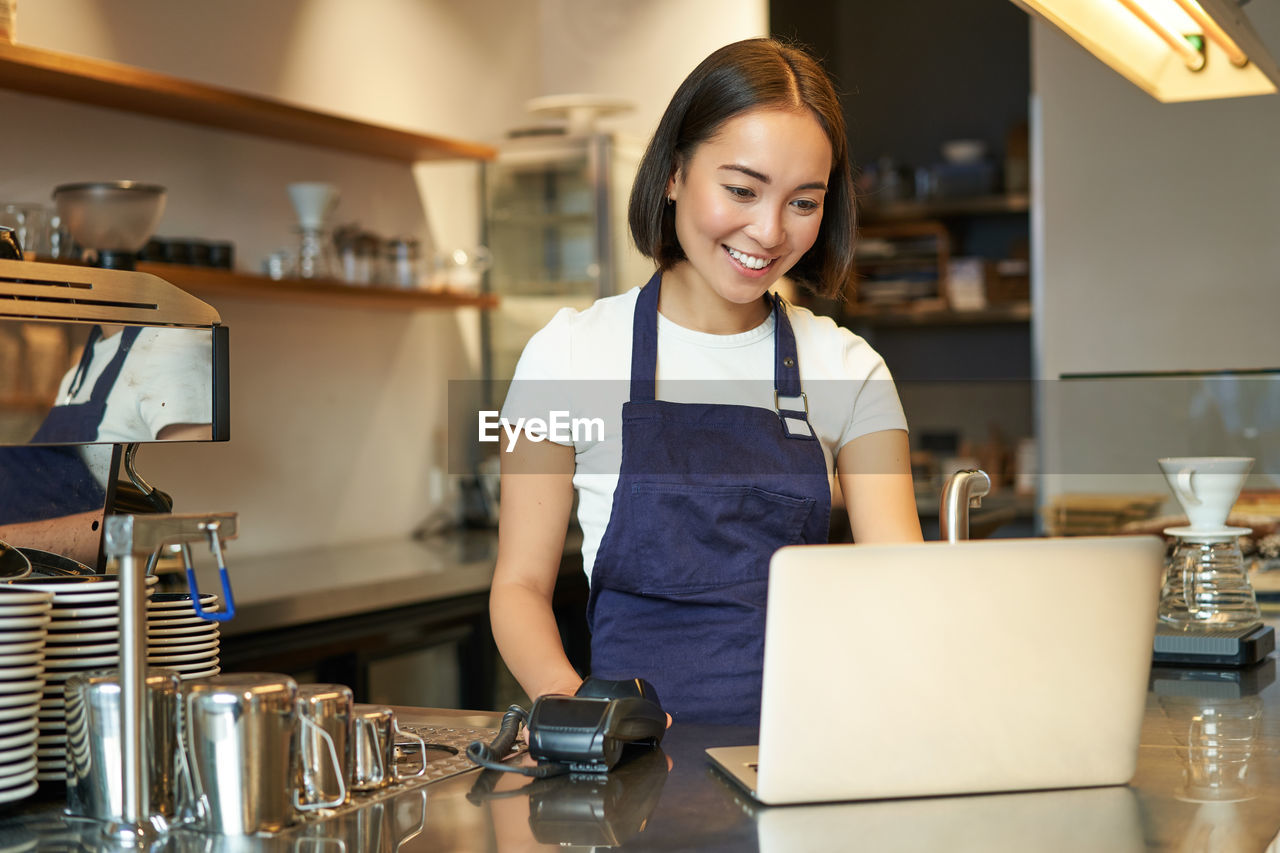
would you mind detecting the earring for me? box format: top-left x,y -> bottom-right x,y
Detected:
666,196 -> 674,206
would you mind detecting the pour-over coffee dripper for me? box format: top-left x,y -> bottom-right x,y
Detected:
52,182 -> 166,271
287,182 -> 339,280
1158,456 -> 1254,536
1157,456 -> 1260,629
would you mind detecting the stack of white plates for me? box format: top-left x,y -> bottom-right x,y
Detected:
0,587 -> 53,804
11,575 -> 158,782
146,592 -> 222,678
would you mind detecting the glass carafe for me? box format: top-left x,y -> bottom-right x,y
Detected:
1159,535 -> 1261,629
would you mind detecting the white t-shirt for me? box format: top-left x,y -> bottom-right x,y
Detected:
502,285 -> 907,581
57,327 -> 213,486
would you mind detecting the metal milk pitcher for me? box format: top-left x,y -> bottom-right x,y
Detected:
65,668 -> 183,827
182,673 -> 345,835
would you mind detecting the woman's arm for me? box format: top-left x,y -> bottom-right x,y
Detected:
490,435 -> 584,700
836,429 -> 924,543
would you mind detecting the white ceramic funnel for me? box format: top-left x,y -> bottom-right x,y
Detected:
287,182 -> 340,230
1158,456 -> 1253,532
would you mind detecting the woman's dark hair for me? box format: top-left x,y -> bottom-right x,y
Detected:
628,38 -> 854,299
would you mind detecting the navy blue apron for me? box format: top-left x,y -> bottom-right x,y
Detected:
586,273 -> 831,725
0,326 -> 139,525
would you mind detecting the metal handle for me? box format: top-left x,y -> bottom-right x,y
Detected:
294,715 -> 348,811
394,789 -> 428,851
183,521 -> 236,622
391,721 -> 429,781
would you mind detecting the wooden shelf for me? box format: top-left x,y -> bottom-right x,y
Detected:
136,262 -> 498,312
861,193 -> 1030,224
0,41 -> 496,163
846,301 -> 1031,327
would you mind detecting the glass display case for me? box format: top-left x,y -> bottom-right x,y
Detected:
482,130 -> 649,387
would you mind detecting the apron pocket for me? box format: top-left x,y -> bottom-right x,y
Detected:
617,481 -> 816,594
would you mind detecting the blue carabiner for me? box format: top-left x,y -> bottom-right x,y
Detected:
183,523 -> 236,623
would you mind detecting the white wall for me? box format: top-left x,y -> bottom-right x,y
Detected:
1030,6 -> 1280,497
4,0 -> 765,557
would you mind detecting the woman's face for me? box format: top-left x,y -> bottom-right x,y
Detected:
667,107 -> 832,308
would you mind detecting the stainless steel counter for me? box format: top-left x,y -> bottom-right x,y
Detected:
4,658 -> 1280,851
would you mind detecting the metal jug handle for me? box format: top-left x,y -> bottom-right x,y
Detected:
295,715 -> 348,811
394,789 -> 428,852
183,522 -> 237,622
176,694 -> 212,827
391,720 -> 428,781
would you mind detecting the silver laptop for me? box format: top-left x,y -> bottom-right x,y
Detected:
707,536 -> 1166,805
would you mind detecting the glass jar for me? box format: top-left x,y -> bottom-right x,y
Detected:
1159,536 -> 1261,629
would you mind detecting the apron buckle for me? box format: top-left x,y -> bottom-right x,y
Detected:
774,390 -> 815,439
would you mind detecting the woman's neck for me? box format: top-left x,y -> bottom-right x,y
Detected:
656,267 -> 771,335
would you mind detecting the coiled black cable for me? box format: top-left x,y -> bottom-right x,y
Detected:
465,704 -> 568,778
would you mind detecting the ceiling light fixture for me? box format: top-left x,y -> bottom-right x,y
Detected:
1009,0 -> 1280,102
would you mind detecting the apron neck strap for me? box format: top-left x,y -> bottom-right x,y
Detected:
86,326 -> 142,404
772,292 -> 802,400
629,273 -> 803,402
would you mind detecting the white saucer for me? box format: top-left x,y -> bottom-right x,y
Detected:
0,681 -> 43,696
0,692 -> 40,709
0,729 -> 36,751
148,623 -> 218,637
148,594 -> 217,611
0,630 -> 46,644
44,654 -> 118,670
50,604 -> 119,619
0,754 -> 37,781
49,616 -> 118,631
0,653 -> 43,668
0,616 -> 50,630
0,706 -> 37,722
0,666 -> 43,683
0,718 -> 34,736
46,630 -> 118,644
164,658 -> 220,672
0,589 -> 54,606
147,614 -> 214,628
1164,525 -> 1252,542
149,638 -> 218,653
0,778 -> 37,804
43,644 -> 118,658
0,604 -> 53,618
0,641 -> 45,656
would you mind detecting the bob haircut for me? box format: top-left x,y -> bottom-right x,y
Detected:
628,38 -> 855,299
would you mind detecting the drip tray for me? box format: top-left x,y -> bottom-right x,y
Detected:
1153,622 -> 1275,667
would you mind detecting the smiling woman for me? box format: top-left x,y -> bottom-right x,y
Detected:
490,38 -> 922,728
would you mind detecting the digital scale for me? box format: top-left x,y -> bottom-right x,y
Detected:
1153,622 -> 1275,667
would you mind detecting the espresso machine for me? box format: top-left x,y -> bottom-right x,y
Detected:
0,253 -> 517,849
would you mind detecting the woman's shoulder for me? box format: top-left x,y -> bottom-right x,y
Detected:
784,299 -> 890,378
